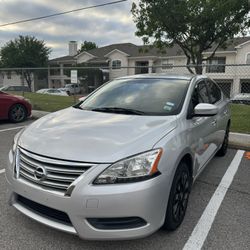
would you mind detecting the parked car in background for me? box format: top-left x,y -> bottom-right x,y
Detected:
0,85 -> 30,92
58,88 -> 68,95
6,74 -> 230,240
36,88 -> 68,96
65,83 -> 81,95
230,93 -> 250,105
0,91 -> 32,122
36,88 -> 50,94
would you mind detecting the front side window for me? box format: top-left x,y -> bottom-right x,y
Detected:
191,80 -> 210,109
112,60 -> 121,70
207,80 -> 221,104
206,57 -> 226,73
79,78 -> 190,116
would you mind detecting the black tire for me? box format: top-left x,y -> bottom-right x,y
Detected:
9,104 -> 27,123
162,162 -> 192,231
216,123 -> 230,157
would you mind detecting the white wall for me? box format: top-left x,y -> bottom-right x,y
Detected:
2,72 -> 34,91
77,53 -> 95,64
3,72 -> 23,86
108,51 -> 129,80
235,42 -> 250,64
77,53 -> 95,63
0,73 -> 3,87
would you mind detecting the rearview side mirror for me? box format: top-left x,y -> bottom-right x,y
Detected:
194,103 -> 218,117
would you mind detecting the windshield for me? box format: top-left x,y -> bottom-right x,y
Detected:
79,78 -> 190,116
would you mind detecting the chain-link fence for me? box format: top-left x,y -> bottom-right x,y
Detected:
1,64 -> 250,96
0,64 -> 250,108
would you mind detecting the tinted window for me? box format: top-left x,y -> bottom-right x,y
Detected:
207,80 -> 221,104
189,80 -> 209,113
192,80 -> 210,107
80,78 -> 190,115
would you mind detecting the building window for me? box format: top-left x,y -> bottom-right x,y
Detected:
246,53 -> 250,64
240,80 -> 250,93
135,61 -> 149,74
206,57 -> 226,73
162,59 -> 174,70
112,60 -> 121,69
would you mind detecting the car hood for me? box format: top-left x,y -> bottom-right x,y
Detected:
19,107 -> 177,163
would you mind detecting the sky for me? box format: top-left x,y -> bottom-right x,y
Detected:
0,0 -> 142,59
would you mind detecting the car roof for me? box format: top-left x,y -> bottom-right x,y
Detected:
116,73 -> 203,81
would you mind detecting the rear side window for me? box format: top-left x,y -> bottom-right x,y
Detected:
207,80 -> 221,104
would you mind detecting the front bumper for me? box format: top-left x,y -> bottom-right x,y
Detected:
5,153 -> 170,240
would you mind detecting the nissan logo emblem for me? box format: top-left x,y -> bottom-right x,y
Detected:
34,166 -> 47,181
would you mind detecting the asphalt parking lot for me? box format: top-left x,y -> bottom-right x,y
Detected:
0,119 -> 249,250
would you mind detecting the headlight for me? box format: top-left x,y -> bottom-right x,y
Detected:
9,129 -> 23,166
94,149 -> 163,185
11,129 -> 24,154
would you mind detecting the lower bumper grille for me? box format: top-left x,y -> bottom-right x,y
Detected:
87,217 -> 147,230
16,195 -> 72,225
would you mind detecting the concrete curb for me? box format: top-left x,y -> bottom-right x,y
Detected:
31,110 -> 250,151
229,133 -> 250,151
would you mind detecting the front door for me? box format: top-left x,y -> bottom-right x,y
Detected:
187,80 -> 218,173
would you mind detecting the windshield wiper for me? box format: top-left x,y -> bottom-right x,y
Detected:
91,107 -> 146,115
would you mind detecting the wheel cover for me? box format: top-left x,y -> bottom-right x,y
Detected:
172,171 -> 190,222
11,104 -> 25,122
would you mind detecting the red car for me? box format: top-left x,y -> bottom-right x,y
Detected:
0,91 -> 32,123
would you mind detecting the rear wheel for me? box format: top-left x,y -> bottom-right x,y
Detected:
162,162 -> 191,230
9,104 -> 27,123
216,123 -> 230,157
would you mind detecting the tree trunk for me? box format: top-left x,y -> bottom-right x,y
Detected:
23,71 -> 33,91
195,53 -> 203,75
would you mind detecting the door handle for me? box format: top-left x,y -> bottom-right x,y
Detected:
211,119 -> 217,126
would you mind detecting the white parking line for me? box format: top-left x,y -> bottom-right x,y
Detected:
183,150 -> 245,250
0,126 -> 25,133
0,169 -> 5,174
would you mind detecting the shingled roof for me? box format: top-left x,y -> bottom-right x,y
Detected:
49,37 -> 250,63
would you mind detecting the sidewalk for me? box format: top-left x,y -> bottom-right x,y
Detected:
31,110 -> 250,151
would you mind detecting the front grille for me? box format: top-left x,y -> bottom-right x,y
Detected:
16,195 -> 72,225
16,147 -> 95,195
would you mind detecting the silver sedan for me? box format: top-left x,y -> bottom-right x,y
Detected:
6,74 -> 230,240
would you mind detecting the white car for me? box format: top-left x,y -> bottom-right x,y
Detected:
65,84 -> 81,95
36,88 -> 68,96
231,93 -> 250,105
6,74 -> 230,240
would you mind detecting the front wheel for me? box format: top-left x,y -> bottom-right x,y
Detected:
162,162 -> 191,231
9,104 -> 27,123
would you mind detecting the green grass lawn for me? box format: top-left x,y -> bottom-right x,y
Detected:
8,91 -> 78,112
230,104 -> 250,134
7,92 -> 250,134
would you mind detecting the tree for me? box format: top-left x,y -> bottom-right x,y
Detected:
78,41 -> 98,53
0,35 -> 51,89
132,0 -> 250,74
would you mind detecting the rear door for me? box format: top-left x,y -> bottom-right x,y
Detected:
206,79 -> 229,147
